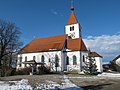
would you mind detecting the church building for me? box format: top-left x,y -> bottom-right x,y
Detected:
17,5 -> 103,73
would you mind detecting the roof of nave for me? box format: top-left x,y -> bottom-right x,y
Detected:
19,34 -> 67,53
19,34 -> 88,53
88,52 -> 103,58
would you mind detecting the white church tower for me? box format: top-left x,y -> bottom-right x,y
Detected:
65,5 -> 82,39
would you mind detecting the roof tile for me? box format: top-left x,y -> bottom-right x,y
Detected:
88,52 -> 103,58
67,38 -> 87,51
20,34 -> 67,53
67,11 -> 78,25
19,35 -> 88,53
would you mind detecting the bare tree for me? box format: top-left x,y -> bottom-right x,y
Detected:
0,19 -> 22,68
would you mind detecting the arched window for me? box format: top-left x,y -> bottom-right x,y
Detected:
73,55 -> 77,65
19,57 -> 22,67
55,54 -> 59,67
25,56 -> 27,67
66,56 -> 69,65
33,56 -> 36,60
70,26 -> 74,31
83,55 -> 85,62
48,58 -> 51,62
41,55 -> 45,63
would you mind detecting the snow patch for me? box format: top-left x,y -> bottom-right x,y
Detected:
0,75 -> 83,90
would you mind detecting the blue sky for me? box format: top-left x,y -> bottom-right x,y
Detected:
0,0 -> 120,63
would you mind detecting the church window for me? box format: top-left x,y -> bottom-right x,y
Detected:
73,55 -> 77,65
70,26 -> 74,31
41,55 -> 45,63
25,56 -> 27,67
49,58 -> 51,62
83,55 -> 85,62
66,56 -> 69,65
33,56 -> 36,60
55,54 -> 59,67
19,57 -> 22,67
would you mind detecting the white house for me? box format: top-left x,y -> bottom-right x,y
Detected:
17,5 -> 103,73
113,55 -> 120,66
112,55 -> 120,72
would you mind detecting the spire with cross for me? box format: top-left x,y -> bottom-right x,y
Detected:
70,0 -> 74,11
65,0 -> 82,39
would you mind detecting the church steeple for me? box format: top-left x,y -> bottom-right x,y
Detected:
65,2 -> 81,39
70,0 -> 74,11
67,5 -> 78,25
71,5 -> 74,11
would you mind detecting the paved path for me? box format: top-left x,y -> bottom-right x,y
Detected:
61,75 -> 83,90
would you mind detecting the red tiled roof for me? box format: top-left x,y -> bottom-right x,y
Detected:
88,52 -> 103,58
67,11 -> 78,25
19,34 -> 88,53
20,34 -> 67,53
67,38 -> 87,51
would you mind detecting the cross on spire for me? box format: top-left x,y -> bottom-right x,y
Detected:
70,0 -> 74,11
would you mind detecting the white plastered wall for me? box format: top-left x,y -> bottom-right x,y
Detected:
95,57 -> 103,72
65,23 -> 80,39
65,51 -> 88,71
116,58 -> 120,66
17,51 -> 62,71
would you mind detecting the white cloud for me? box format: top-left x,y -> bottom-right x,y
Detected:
83,34 -> 120,63
50,9 -> 63,16
51,9 -> 58,15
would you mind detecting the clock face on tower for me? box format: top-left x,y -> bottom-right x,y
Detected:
69,32 -> 75,39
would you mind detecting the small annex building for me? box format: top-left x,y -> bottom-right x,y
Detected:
88,52 -> 103,72
17,5 -> 103,73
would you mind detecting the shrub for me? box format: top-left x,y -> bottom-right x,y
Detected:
64,70 -> 78,75
37,65 -> 50,75
15,67 -> 32,75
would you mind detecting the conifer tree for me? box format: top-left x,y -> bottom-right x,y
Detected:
83,52 -> 98,75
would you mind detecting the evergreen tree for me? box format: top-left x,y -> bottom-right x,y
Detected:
83,54 -> 98,75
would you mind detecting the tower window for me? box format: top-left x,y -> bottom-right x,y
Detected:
70,26 -> 74,31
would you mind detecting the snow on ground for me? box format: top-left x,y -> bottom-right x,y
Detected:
0,75 -> 83,90
0,79 -> 33,90
61,75 -> 83,90
0,73 -> 120,90
98,72 -> 120,78
69,72 -> 120,80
